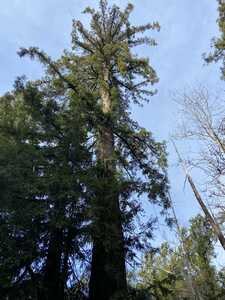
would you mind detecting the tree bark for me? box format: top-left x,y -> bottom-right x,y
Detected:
89,65 -> 127,300
41,228 -> 64,300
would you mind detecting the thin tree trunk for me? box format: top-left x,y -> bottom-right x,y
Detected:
187,175 -> 225,251
89,65 -> 127,300
169,193 -> 201,300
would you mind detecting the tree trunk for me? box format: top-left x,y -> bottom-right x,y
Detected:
169,193 -> 200,300
173,140 -> 225,252
89,190 -> 127,300
41,228 -> 64,300
89,65 -> 127,300
187,174 -> 225,251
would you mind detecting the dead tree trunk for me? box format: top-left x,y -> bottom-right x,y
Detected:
169,194 -> 202,300
187,174 -> 225,251
173,141 -> 225,251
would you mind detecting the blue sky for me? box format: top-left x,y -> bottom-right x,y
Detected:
1,0 -> 224,261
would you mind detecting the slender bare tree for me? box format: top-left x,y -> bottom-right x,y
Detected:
173,85 -> 225,226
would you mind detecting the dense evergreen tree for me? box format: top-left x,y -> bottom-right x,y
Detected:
0,78 -> 92,299
17,1 -> 170,299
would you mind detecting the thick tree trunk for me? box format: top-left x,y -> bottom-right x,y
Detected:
41,228 -> 64,300
89,176 -> 127,300
89,66 -> 127,300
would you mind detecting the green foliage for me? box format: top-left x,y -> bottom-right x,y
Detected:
130,215 -> 225,300
0,77 -> 92,298
71,0 -> 159,105
204,0 -> 225,79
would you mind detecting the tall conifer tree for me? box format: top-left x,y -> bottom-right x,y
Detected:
69,2 -> 168,299
17,1 -> 169,299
